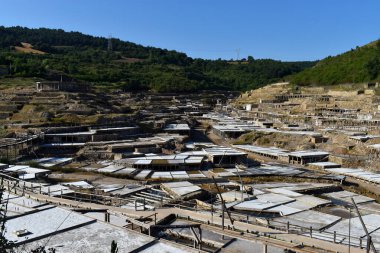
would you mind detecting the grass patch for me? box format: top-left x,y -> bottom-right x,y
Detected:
211,168 -> 226,173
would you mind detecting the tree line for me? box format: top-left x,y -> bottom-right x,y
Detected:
0,26 -> 315,92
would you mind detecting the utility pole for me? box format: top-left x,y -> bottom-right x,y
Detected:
108,35 -> 113,51
211,176 -> 234,228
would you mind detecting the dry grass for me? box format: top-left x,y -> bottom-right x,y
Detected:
0,77 -> 37,90
14,42 -> 46,55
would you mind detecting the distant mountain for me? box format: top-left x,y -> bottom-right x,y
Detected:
291,40 -> 380,86
0,26 -> 315,92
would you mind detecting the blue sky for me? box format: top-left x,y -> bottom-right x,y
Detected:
0,0 -> 379,61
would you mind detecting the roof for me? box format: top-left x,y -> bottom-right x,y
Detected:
204,147 -> 247,156
44,130 -> 96,136
234,144 -> 288,157
233,193 -> 295,211
288,150 -> 329,158
326,167 -> 380,184
120,153 -> 205,166
161,181 -> 202,198
163,123 -> 190,131
5,165 -> 50,176
32,157 -> 73,167
308,162 -> 340,167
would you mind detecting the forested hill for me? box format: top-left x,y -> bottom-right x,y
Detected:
0,26 -> 315,92
291,40 -> 380,86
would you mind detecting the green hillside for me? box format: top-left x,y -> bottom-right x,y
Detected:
291,40 -> 380,86
0,26 -> 315,92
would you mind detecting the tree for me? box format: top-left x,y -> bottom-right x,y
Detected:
366,57 -> 380,79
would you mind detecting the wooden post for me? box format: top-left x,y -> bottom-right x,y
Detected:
366,236 -> 371,253
263,244 -> 268,253
199,228 -> 202,251
222,200 -> 225,230
211,204 -> 214,224
222,200 -> 225,240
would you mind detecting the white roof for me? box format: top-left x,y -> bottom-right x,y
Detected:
326,168 -> 380,184
234,144 -> 289,157
204,147 -> 247,156
288,150 -> 329,157
163,124 -> 190,131
44,130 -> 96,136
308,162 -> 340,166
234,193 -> 295,211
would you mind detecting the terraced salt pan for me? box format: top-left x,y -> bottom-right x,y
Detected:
23,221 -> 155,253
7,196 -> 45,208
233,193 -> 294,211
5,207 -> 95,244
188,173 -> 206,178
139,241 -> 196,253
271,210 -> 341,230
0,202 -> 34,217
322,214 -> 380,249
41,184 -> 74,196
113,167 -> 136,175
97,165 -> 124,173
134,170 -> 152,179
151,172 -> 172,179
323,191 -> 375,204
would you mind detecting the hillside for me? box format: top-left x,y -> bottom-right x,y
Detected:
291,40 -> 380,86
0,26 -> 315,92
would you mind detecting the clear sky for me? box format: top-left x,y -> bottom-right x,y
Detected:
0,0 -> 379,61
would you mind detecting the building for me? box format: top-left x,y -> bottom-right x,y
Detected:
163,123 -> 191,135
43,126 -> 139,143
287,150 -> 329,165
204,147 -> 248,167
36,81 -> 90,92
234,145 -> 289,161
119,153 -> 205,171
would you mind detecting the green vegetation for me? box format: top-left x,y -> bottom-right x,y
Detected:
0,26 -> 315,92
291,40 -> 380,86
